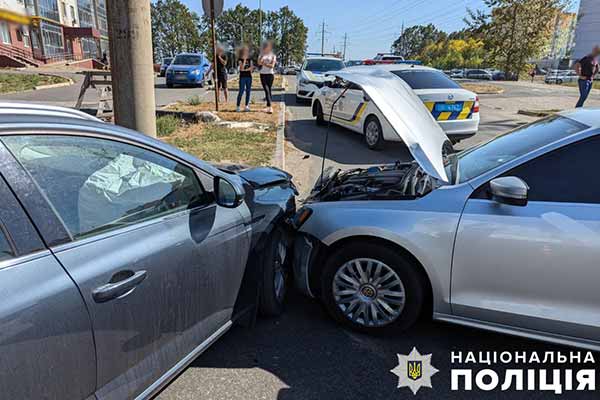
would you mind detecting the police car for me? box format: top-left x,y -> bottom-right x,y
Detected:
296,56 -> 345,103
311,64 -> 480,149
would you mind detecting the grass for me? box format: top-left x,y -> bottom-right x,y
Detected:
160,102 -> 280,166
0,73 -> 69,93
162,124 -> 276,166
228,73 -> 284,90
187,95 -> 202,105
156,115 -> 182,137
460,82 -> 504,94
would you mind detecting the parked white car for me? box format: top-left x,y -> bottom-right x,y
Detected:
296,57 -> 345,103
311,64 -> 479,149
545,69 -> 579,84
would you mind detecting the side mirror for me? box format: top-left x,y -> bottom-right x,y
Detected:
214,176 -> 245,208
490,176 -> 529,207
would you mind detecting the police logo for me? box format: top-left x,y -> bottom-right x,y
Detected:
391,347 -> 439,395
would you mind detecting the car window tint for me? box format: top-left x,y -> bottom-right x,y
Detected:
303,59 -> 345,72
392,70 -> 461,89
504,135 -> 600,204
3,135 -> 211,240
0,227 -> 14,261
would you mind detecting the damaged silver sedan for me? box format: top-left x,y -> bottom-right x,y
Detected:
293,68 -> 600,351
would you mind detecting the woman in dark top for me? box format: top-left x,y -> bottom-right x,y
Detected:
237,46 -> 253,112
216,45 -> 228,103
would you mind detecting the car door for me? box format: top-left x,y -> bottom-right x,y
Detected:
0,168 -> 96,400
1,134 -> 251,400
335,83 -> 366,127
452,134 -> 600,343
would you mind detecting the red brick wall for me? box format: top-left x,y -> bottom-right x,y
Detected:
7,21 -> 33,56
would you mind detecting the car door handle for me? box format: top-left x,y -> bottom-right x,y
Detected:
92,270 -> 147,303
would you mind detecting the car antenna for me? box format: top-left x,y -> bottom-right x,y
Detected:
320,83 -> 350,188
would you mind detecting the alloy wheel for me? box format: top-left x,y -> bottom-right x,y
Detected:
332,258 -> 406,327
273,241 -> 287,302
365,121 -> 380,146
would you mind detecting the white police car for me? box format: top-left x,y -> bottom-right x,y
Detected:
296,56 -> 345,103
312,64 -> 480,149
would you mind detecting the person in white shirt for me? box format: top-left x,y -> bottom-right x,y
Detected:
257,41 -> 276,114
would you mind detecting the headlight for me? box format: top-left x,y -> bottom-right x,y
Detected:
291,207 -> 313,230
191,69 -> 201,75
299,78 -> 310,85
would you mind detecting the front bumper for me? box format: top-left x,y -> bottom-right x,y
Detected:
296,82 -> 322,99
167,72 -> 203,85
292,233 -> 321,298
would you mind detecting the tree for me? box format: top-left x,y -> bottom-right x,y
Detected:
151,0 -> 205,61
465,0 -> 569,77
391,24 -> 447,59
421,38 -> 485,69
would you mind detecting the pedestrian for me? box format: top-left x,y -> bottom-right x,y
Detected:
215,45 -> 229,103
236,45 -> 253,112
529,65 -> 537,82
258,41 -> 276,114
574,45 -> 600,108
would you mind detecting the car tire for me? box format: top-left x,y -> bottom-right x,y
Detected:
364,115 -> 384,150
557,79 -> 563,85
167,82 -> 174,88
259,226 -> 289,317
315,101 -> 326,126
321,242 -> 425,334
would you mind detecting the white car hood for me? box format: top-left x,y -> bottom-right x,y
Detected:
331,69 -> 450,183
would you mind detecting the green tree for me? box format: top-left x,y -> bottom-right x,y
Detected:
391,24 -> 447,59
465,0 -> 569,77
151,0 -> 205,61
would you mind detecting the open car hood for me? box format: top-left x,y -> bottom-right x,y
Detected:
330,69 -> 451,183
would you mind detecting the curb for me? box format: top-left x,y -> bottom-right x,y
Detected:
274,101 -> 286,170
34,78 -> 74,91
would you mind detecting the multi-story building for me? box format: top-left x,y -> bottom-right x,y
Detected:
0,0 -> 107,67
572,0 -> 600,63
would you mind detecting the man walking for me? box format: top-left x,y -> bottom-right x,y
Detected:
574,46 -> 600,108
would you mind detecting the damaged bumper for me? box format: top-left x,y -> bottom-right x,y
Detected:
292,233 -> 321,298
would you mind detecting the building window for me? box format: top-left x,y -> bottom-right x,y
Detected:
81,36 -> 98,58
38,0 -> 61,22
0,22 -> 12,45
22,27 -> 30,48
96,0 -> 108,37
70,5 -> 76,25
40,21 -> 63,56
61,2 -> 68,22
77,0 -> 95,28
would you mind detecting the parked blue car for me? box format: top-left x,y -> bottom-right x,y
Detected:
159,57 -> 173,77
166,53 -> 211,88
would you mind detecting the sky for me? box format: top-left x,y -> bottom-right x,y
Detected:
180,0 -> 581,60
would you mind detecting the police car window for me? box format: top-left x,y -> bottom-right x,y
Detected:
392,70 -> 461,90
304,59 -> 345,72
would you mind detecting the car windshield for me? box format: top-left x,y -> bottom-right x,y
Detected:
163,58 -> 173,65
448,115 -> 589,184
392,70 -> 461,89
304,59 -> 345,72
173,55 -> 201,65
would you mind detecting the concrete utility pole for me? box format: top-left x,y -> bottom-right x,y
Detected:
106,0 -> 157,137
321,21 -> 325,56
258,0 -> 262,44
342,33 -> 348,60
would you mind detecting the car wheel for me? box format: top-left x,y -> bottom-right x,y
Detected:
557,79 -> 563,85
364,115 -> 384,150
259,226 -> 289,317
167,82 -> 174,88
321,242 -> 425,334
315,101 -> 326,126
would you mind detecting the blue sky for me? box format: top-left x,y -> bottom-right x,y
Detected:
180,0 -> 581,60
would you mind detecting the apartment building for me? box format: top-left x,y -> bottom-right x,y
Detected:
0,0 -> 108,66
572,0 -> 600,62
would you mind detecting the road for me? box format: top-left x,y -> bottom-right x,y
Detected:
158,79 -> 600,400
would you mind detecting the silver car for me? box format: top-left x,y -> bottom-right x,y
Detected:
0,103 -> 296,399
293,68 -> 600,351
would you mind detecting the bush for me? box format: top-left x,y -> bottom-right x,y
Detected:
187,95 -> 202,106
156,115 -> 180,137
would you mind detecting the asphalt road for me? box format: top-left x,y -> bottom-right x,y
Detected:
158,80 -> 600,400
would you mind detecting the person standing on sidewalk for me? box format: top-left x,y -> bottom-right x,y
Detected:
216,45 -> 229,103
258,41 -> 276,114
236,45 -> 253,112
574,46 -> 600,108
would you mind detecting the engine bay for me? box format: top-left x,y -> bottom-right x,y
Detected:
307,161 -> 439,202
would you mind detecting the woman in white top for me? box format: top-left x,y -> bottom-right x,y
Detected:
257,41 -> 276,114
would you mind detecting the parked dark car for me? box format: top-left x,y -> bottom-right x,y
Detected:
0,103 -> 297,400
159,57 -> 173,77
465,69 -> 493,80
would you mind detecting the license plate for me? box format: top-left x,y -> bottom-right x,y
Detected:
435,103 -> 463,113
175,75 -> 187,81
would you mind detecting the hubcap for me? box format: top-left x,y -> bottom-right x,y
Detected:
365,121 -> 380,146
332,258 -> 405,327
273,242 -> 287,302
